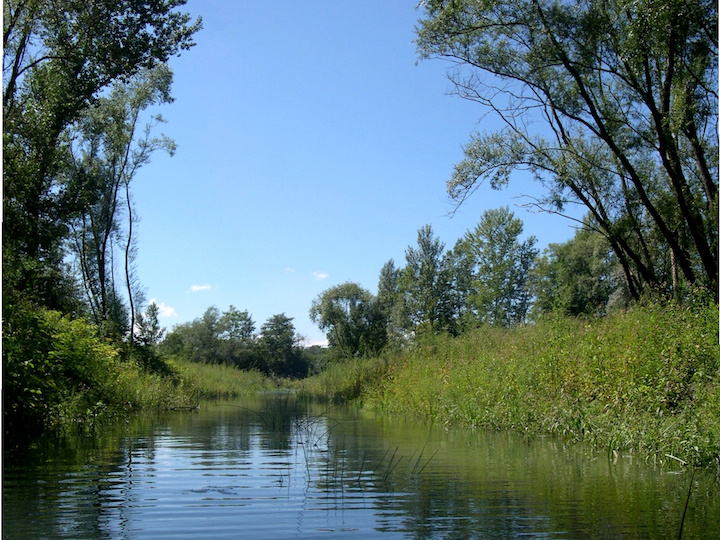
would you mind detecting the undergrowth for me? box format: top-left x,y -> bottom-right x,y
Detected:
168,357 -> 279,399
301,302 -> 720,468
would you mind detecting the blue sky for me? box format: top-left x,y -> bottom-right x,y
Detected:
131,1 -> 581,345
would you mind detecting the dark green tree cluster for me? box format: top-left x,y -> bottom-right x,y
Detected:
3,0 -> 202,440
160,307 -> 310,378
415,0 -> 718,302
391,208 -> 540,336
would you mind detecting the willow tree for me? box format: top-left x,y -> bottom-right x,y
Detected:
3,0 -> 201,310
68,65 -> 176,339
416,0 -> 718,300
310,282 -> 387,357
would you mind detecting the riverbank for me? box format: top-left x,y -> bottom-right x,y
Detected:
300,302 -> 720,468
167,358 -> 280,399
2,305 -> 279,444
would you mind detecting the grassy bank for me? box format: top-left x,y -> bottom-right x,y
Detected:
300,302 -> 720,468
168,357 -> 280,399
3,306 -> 279,444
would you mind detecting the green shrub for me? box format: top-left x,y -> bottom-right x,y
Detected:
3,304 -> 193,443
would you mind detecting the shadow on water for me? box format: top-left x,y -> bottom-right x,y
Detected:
3,394 -> 719,538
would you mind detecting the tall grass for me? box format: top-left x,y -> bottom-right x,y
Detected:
301,302 -> 720,467
168,357 -> 279,399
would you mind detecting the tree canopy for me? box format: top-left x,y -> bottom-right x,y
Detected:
416,0 -> 718,300
3,0 -> 201,311
310,282 -> 387,357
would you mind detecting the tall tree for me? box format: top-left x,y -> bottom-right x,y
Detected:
458,207 -> 538,326
136,302 -> 166,347
68,64 -> 176,337
3,0 -> 201,310
376,259 -> 410,346
219,306 -> 256,343
437,240 -> 476,334
258,314 -> 307,378
416,0 -> 718,300
401,225 -> 449,334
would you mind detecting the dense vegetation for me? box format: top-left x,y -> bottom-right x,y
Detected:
3,0 -> 717,468
159,307 -> 315,378
300,301 -> 719,467
3,1 -> 203,444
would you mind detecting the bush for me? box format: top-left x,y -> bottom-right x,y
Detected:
3,304 -> 192,444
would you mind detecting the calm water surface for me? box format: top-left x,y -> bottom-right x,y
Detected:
3,395 -> 719,539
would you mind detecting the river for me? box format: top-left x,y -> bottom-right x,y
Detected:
3,394 -> 719,538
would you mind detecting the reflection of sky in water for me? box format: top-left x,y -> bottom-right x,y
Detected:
3,397 -> 718,539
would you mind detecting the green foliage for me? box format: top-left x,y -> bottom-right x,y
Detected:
416,0 -> 718,299
2,303 -> 191,444
531,223 -> 620,316
68,64 -> 176,334
258,313 -> 308,378
168,357 -> 277,399
162,308 -> 311,378
219,305 -> 256,342
302,302 -> 720,467
376,210 -> 538,345
457,206 -> 537,326
298,356 -> 392,403
2,1 -> 202,444
310,282 -> 387,357
3,0 -> 201,312
401,224 -> 448,333
136,302 -> 166,347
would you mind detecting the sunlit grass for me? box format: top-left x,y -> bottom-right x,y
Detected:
168,357 -> 279,399
301,302 -> 720,467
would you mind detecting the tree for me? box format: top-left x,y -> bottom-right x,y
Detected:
310,282 -> 387,358
458,207 -> 538,326
136,302 -> 166,347
217,306 -> 260,370
160,306 -> 264,370
531,223 -> 619,317
134,301 -> 171,373
416,0 -> 718,301
437,240 -> 476,334
376,259 -> 411,346
3,0 -> 201,311
258,314 -> 307,378
160,306 -> 222,365
68,64 -> 176,337
219,306 -> 255,342
3,0 -> 201,441
401,225 -> 449,333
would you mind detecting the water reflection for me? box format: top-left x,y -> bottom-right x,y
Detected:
3,394 -> 719,539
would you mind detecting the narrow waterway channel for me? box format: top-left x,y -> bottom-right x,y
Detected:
3,394 -> 719,538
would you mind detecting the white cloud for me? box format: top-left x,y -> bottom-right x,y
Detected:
148,299 -> 178,318
285,267 -> 296,273
301,338 -> 329,348
313,271 -> 329,280
190,283 -> 212,292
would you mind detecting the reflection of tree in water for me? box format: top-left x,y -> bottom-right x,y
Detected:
5,396 -> 718,538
